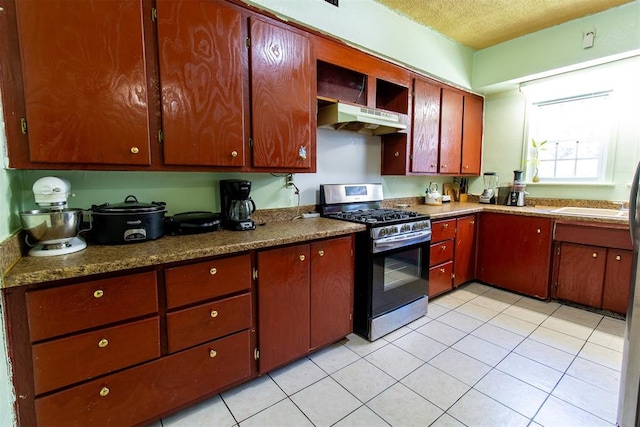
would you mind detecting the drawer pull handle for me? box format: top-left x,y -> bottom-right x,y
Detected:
616,255 -> 621,261
443,223 -> 449,228
441,245 -> 447,251
231,150 -> 238,158
593,253 -> 598,258
440,268 -> 446,273
470,221 -> 475,224
98,339 -> 109,348
93,290 -> 104,298
99,387 -> 110,397
299,255 -> 305,261
210,310 -> 218,318
209,350 -> 217,358
209,267 -> 217,275
394,151 -> 400,157
318,250 -> 324,256
130,146 -> 139,154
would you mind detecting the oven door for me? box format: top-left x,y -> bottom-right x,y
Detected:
371,235 -> 430,317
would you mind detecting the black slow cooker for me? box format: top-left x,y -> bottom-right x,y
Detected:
91,195 -> 166,244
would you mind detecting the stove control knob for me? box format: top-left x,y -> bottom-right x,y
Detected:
413,222 -> 422,230
401,224 -> 411,232
388,226 -> 398,235
378,228 -> 386,237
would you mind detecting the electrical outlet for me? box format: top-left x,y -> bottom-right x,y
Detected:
286,173 -> 295,188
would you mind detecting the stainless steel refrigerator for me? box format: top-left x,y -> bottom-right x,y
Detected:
619,160 -> 640,427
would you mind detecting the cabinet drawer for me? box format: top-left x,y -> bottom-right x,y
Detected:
429,261 -> 453,297
165,254 -> 252,309
166,293 -> 252,353
26,271 -> 158,342
32,317 -> 160,395
35,330 -> 252,427
430,239 -> 454,266
432,219 -> 456,242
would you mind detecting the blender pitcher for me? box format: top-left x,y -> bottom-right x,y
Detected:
479,172 -> 498,204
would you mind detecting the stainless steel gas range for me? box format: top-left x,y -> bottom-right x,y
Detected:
320,183 -> 431,341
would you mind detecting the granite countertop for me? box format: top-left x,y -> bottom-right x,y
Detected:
3,201 -> 630,289
3,218 -> 365,289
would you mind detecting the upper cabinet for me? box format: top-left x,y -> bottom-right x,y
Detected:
14,0 -> 154,166
250,18 -> 315,171
381,78 -> 483,176
156,0 -> 246,168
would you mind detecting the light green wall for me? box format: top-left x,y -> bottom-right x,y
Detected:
472,1 -> 640,91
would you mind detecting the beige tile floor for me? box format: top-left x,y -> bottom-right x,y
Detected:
154,282 -> 625,427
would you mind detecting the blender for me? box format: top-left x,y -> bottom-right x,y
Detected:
19,177 -> 89,256
479,172 -> 499,204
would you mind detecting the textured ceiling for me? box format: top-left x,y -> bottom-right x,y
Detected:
373,0 -> 634,50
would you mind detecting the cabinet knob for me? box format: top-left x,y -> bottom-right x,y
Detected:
431,164 -> 437,168
536,229 -> 541,234
616,255 -> 622,261
98,339 -> 109,348
592,252 -> 598,258
394,151 -> 400,157
463,165 -> 469,169
130,147 -> 139,154
99,387 -> 110,397
441,164 -> 448,168
443,223 -> 449,228
470,221 -> 475,224
441,245 -> 447,251
299,255 -> 305,261
209,350 -> 217,358
209,267 -> 217,275
231,150 -> 238,158
93,290 -> 104,298
210,310 -> 218,318
318,250 -> 324,256
440,268 -> 446,273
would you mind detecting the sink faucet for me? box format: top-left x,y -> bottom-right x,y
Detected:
615,201 -> 629,211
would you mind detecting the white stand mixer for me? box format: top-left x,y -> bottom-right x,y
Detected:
20,177 -> 88,257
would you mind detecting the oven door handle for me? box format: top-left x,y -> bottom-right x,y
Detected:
373,230 -> 432,252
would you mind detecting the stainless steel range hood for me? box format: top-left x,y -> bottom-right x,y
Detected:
317,102 -> 407,136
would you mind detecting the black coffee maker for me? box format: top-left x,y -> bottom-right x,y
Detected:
220,179 -> 256,230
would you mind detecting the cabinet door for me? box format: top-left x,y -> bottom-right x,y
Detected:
257,244 -> 310,373
250,18 -> 315,170
461,96 -> 483,175
477,213 -> 552,298
603,249 -> 633,314
157,0 -> 246,167
439,88 -> 463,174
556,243 -> 606,307
310,236 -> 353,350
429,261 -> 453,297
411,78 -> 440,173
16,0 -> 152,165
454,215 -> 477,287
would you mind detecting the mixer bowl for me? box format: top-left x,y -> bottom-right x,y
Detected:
20,208 -> 84,245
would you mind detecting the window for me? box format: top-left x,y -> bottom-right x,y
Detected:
527,93 -> 611,182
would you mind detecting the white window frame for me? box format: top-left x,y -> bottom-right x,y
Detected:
524,91 -> 614,184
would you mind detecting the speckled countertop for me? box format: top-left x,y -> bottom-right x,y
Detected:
2,218 -> 364,289
2,201 -> 630,289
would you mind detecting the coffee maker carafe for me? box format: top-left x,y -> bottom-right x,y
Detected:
220,179 -> 256,230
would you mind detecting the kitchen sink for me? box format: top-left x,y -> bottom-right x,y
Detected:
550,206 -> 628,218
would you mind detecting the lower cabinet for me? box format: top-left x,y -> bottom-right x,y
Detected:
35,331 -> 252,426
256,235 -> 354,373
553,221 -> 633,314
477,213 -> 552,299
428,215 -> 476,298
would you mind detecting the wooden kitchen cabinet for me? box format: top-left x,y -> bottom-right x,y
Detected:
429,215 -> 477,297
411,78 -> 441,174
603,249 -> 633,314
257,235 -> 354,373
439,88 -> 463,174
13,0 -> 154,166
555,243 -> 607,307
454,215 -> 477,287
156,0 -> 247,168
250,17 -> 316,171
553,221 -> 633,313
477,213 -> 552,299
461,95 -> 483,175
